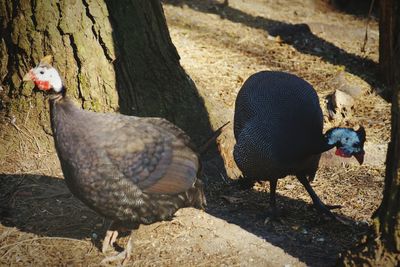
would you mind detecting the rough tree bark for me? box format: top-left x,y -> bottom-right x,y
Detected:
0,0 -> 211,170
339,0 -> 400,265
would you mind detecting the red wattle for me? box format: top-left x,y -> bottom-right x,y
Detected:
335,148 -> 351,158
34,80 -> 51,91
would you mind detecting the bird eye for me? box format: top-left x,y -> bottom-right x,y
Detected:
40,71 -> 44,74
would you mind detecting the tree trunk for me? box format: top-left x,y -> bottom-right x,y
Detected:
339,0 -> 400,265
0,0 -> 211,171
105,1 -> 211,143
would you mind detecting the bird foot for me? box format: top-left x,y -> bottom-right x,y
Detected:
313,203 -> 349,225
263,208 -> 283,225
308,174 -> 317,183
101,250 -> 130,266
102,230 -> 119,253
101,236 -> 133,266
325,204 -> 342,210
332,214 -> 350,225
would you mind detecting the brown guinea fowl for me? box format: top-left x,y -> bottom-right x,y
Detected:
23,56 -> 206,264
233,71 -> 366,223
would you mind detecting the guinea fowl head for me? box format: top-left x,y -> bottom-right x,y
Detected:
325,126 -> 366,164
23,55 -> 63,93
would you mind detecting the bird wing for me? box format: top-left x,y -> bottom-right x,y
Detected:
140,117 -> 195,149
96,115 -> 199,195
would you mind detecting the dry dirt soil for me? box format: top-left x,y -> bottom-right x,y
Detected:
0,0 -> 390,266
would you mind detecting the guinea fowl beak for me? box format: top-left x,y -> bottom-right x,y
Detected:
335,148 -> 364,164
23,70 -> 34,81
354,151 -> 365,165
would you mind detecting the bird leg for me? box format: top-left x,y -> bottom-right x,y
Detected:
308,173 -> 317,182
101,233 -> 134,266
269,178 -> 277,214
102,222 -> 119,253
264,179 -> 281,224
102,230 -> 119,253
297,175 -> 343,222
307,174 -> 342,210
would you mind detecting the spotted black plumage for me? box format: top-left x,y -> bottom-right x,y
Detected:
233,71 -> 366,222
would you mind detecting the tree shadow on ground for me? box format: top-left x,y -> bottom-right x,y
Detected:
0,174 -> 104,241
0,172 -> 369,266
328,0 -> 379,17
164,0 -> 387,101
200,153 -> 372,266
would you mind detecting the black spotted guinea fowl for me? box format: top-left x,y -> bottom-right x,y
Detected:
233,71 -> 366,222
23,56 -> 206,264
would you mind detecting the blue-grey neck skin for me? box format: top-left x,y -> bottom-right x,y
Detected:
317,135 -> 336,154
48,86 -> 66,100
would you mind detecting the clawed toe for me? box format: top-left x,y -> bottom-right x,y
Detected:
314,204 -> 350,225
264,216 -> 282,225
102,230 -> 119,253
263,208 -> 283,225
325,204 -> 342,210
101,235 -> 133,266
335,216 -> 350,225
101,250 -> 130,266
316,206 -> 337,220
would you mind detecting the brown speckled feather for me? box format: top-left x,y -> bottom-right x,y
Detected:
50,97 -> 205,225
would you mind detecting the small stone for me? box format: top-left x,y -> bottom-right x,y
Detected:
340,84 -> 363,98
329,72 -> 364,98
330,71 -> 346,88
332,89 -> 354,110
316,237 -> 325,242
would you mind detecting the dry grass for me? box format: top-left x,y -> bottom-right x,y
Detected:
0,0 -> 389,266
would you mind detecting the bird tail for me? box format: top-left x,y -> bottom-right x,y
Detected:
197,121 -> 230,154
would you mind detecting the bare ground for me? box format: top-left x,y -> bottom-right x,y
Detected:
0,0 -> 389,266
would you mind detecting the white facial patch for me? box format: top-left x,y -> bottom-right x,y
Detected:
32,66 -> 63,92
